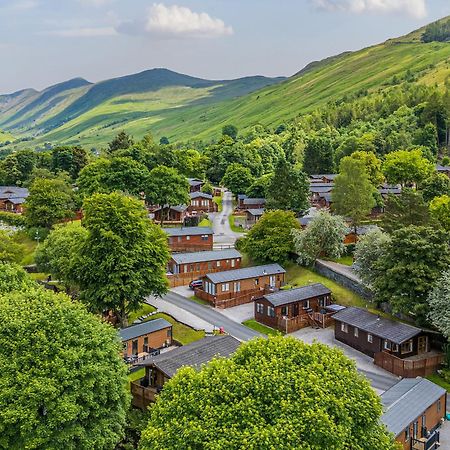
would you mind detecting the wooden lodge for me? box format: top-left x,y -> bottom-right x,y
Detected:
167,249 -> 242,287
188,192 -> 217,214
333,307 -> 444,377
119,318 -> 172,359
131,335 -> 240,409
245,208 -> 264,227
163,226 -> 213,253
381,378 -> 446,450
310,174 -> 338,184
188,178 -> 204,193
254,283 -> 338,333
0,186 -> 29,213
194,264 -> 286,308
436,164 -> 450,178
152,205 -> 187,225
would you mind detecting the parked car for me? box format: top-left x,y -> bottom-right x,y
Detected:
189,279 -> 203,290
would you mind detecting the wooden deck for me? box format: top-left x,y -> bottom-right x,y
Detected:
374,351 -> 444,377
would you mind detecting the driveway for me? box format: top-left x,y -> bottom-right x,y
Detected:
439,413 -> 450,448
215,303 -> 254,323
210,190 -> 244,249
147,291 -> 264,342
291,327 -> 399,392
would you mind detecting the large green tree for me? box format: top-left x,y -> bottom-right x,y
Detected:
0,231 -> 25,264
382,189 -> 430,233
427,270 -> 450,339
0,288 -> 130,449
293,211 -> 347,266
140,337 -> 396,450
332,157 -> 375,231
220,163 -> 254,196
240,210 -> 300,264
0,263 -> 36,294
25,177 -> 75,229
430,194 -> 450,231
51,146 -> 89,180
422,172 -> 450,203
77,192 -> 170,326
374,226 -> 450,323
109,130 -> 134,153
266,158 -> 309,213
145,166 -> 189,224
303,135 -> 334,175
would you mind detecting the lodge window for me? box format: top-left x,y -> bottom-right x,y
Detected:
256,303 -> 264,314
438,399 -> 442,413
234,282 -> 241,293
392,343 -> 399,352
401,340 -> 413,354
304,299 -> 310,309
201,235 -> 209,241
231,259 -> 235,267
354,327 -> 359,337
281,306 -> 288,316
384,340 -> 391,351
318,297 -> 326,308
341,323 -> 348,333
268,306 -> 275,317
177,236 -> 182,242
186,235 -> 191,240
143,337 -> 148,352
167,329 -> 172,337
222,283 -> 229,292
367,334 -> 373,343
405,427 -> 410,442
255,278 -> 259,286
217,261 -> 220,267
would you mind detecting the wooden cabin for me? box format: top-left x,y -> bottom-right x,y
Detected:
436,164 -> 450,178
131,335 -> 240,409
333,307 -> 444,377
254,284 -> 335,333
167,249 -> 242,287
381,378 -> 446,450
119,318 -> 172,359
195,264 -> 286,308
188,178 -> 204,193
163,226 -> 213,253
241,197 -> 266,210
188,192 -> 217,214
152,205 -> 187,225
245,208 -> 264,227
0,186 -> 29,213
310,174 -> 338,184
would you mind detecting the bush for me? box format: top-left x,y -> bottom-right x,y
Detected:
0,211 -> 26,227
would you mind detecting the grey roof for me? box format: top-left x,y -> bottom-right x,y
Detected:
5,197 -> 27,204
140,335 -> 240,377
188,178 -> 203,187
263,283 -> 331,307
436,164 -> 450,172
119,318 -> 172,342
310,185 -> 334,194
379,184 -> 402,196
206,264 -> 286,284
163,226 -> 213,237
320,193 -> 332,202
243,198 -> 266,206
308,182 -> 335,188
333,307 -> 422,344
246,208 -> 265,217
381,378 -> 446,437
0,186 -> 29,199
237,194 -> 248,201
310,174 -> 338,181
190,191 -> 213,200
171,249 -> 241,265
345,225 -> 377,235
154,205 -> 187,213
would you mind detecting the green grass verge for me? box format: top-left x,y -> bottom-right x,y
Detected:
198,217 -> 212,227
13,231 -> 38,265
188,295 -> 210,306
284,263 -> 366,308
128,303 -> 157,324
242,319 -> 283,336
229,214 -> 246,233
213,196 -> 223,212
128,367 -> 145,384
331,256 -> 354,266
426,373 -> 450,392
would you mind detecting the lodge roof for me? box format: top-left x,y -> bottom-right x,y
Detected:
263,283 -> 331,307
163,226 -> 213,237
171,249 -> 241,265
243,198 -> 266,206
153,205 -> 187,213
245,208 -> 265,217
119,318 -> 172,342
333,307 -> 422,345
139,335 -> 240,377
189,192 -> 213,200
381,378 -> 446,437
205,264 -> 286,284
188,178 -> 203,187
0,186 -> 29,200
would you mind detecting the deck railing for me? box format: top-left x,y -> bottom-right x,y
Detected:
374,351 -> 444,377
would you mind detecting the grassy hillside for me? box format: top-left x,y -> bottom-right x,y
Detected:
0,130 -> 13,143
2,17 -> 450,147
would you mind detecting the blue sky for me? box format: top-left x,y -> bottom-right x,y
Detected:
1,0 -> 449,93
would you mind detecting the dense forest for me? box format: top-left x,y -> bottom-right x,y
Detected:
422,18 -> 450,43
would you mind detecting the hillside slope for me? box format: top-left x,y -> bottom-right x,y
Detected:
0,69 -> 284,147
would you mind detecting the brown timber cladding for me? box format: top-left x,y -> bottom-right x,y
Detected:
122,327 -> 172,358
374,352 -> 445,378
167,234 -> 213,252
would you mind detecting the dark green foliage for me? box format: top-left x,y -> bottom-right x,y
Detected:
140,337 -> 396,450
422,19 -> 450,43
382,189 -> 430,233
221,163 -> 254,196
240,210 -> 300,264
0,288 -> 130,449
222,124 -> 238,140
159,136 -> 169,145
246,174 -> 273,198
422,172 -> 450,203
266,158 -> 309,213
374,226 -> 450,324
0,263 -> 36,294
0,211 -> 26,227
303,135 -> 334,175
51,146 -> 89,180
108,131 -> 134,153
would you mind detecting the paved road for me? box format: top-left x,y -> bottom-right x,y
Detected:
148,291 -> 264,342
211,190 -> 244,249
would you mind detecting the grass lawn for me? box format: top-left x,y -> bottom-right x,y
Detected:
144,312 -> 205,345
198,217 -> 212,227
284,263 -> 366,308
188,295 -> 210,306
229,214 -> 246,233
331,255 -> 354,266
426,373 -> 450,392
128,367 -> 145,384
128,303 -> 157,323
29,272 -> 49,281
242,319 -> 283,336
13,231 -> 38,265
213,196 -> 223,212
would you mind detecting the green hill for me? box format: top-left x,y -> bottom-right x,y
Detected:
2,16 -> 450,148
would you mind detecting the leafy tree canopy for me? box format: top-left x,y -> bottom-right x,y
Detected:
422,172 -> 450,203
109,130 -> 134,153
140,337 -> 396,450
0,231 -> 25,264
246,173 -> 273,198
293,211 -> 347,266
0,288 -> 130,449
430,194 -> 450,231
221,163 -> 254,196
240,210 -> 300,264
428,270 -> 450,339
0,263 -> 36,294
222,124 -> 238,140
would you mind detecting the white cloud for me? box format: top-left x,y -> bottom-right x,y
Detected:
313,0 -> 427,19
133,3 -> 233,38
45,27 -> 117,37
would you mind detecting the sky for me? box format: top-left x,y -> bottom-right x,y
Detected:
1,0 -> 450,93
